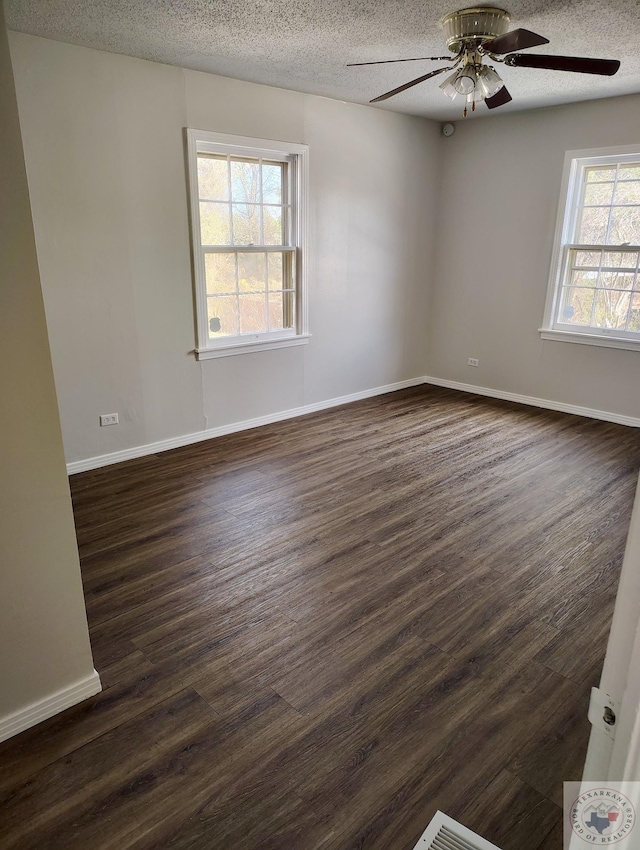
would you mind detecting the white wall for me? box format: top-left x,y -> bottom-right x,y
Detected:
429,94 -> 640,420
0,4 -> 96,736
8,32 -> 441,465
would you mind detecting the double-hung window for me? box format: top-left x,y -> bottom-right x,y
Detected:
185,130 -> 309,358
541,146 -> 640,351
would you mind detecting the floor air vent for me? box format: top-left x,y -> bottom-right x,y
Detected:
412,811 -> 503,850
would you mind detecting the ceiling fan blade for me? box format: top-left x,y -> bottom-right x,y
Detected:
370,66 -> 451,103
485,85 -> 513,109
506,53 -> 620,75
348,56 -> 452,67
482,28 -> 549,55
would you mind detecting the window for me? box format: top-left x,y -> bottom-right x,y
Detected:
185,130 -> 309,358
541,146 -> 640,351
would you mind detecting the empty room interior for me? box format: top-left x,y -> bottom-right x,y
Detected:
3,0 -> 640,848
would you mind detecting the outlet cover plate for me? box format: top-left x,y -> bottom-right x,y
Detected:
100,413 -> 119,427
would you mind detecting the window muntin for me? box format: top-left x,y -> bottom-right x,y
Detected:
186,131 -> 308,357
543,148 -> 640,349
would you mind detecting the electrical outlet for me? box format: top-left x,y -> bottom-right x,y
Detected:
100,413 -> 119,427
467,358 -> 479,367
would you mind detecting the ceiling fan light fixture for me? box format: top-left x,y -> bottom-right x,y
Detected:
477,65 -> 504,98
357,6 -> 621,114
453,64 -> 478,94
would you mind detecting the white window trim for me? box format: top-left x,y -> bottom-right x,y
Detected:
540,144 -> 640,353
185,129 -> 310,359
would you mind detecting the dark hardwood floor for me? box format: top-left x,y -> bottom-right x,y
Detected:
1,385 -> 639,850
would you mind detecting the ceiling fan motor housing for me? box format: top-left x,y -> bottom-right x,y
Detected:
441,7 -> 511,52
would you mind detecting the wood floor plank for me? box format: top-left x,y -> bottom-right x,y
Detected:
508,686 -> 592,807
2,385 -> 639,849
297,661 -> 579,846
0,652 -> 187,794
0,689 -> 219,849
535,816 -> 565,850
453,768 -> 561,850
160,790 -> 334,850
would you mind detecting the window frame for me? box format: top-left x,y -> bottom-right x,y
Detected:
541,144 -> 640,352
185,129 -> 309,359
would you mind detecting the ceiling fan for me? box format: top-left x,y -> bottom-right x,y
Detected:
348,7 -> 621,116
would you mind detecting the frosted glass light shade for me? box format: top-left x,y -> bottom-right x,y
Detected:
477,65 -> 504,98
453,64 -> 477,95
439,69 -> 461,99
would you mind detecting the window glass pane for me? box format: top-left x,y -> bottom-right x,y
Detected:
602,251 -> 638,268
267,292 -> 295,330
619,165 -> 640,180
232,204 -> 261,244
577,207 -> 609,243
267,252 -> 295,289
284,252 -> 294,289
593,289 -> 631,330
239,293 -> 267,334
268,252 -> 283,290
608,207 -> 640,245
268,291 -> 284,330
263,206 -> 283,245
559,287 -> 595,324
262,163 -> 283,204
586,167 -> 616,182
208,295 -> 238,338
200,202 -> 230,245
205,253 -> 236,295
237,252 -> 266,292
599,272 -> 634,290
283,291 -> 295,329
628,294 -> 640,330
230,159 -> 260,204
572,250 -> 602,267
197,156 -> 228,201
584,182 -> 614,206
570,270 -> 597,287
614,181 -> 640,205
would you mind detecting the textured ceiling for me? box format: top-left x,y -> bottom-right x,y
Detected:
5,0 -> 640,121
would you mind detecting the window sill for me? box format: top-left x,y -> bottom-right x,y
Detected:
539,328 -> 640,352
195,334 -> 311,360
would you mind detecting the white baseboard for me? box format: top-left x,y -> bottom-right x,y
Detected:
67,377 -> 426,474
0,669 -> 102,744
67,374 -> 639,475
423,375 -> 640,428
